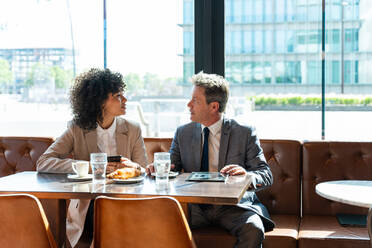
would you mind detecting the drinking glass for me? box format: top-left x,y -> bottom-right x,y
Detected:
154,152 -> 171,187
90,153 -> 107,183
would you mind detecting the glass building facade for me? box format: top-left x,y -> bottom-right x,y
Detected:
182,0 -> 372,95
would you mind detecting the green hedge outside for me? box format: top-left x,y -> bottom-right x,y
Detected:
250,96 -> 372,106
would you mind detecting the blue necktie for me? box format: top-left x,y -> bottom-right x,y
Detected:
201,127 -> 210,172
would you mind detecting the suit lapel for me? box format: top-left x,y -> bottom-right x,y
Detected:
116,118 -> 129,157
193,123 -> 202,172
85,129 -> 98,154
218,118 -> 231,171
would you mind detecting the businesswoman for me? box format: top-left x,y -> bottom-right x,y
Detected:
37,68 -> 147,247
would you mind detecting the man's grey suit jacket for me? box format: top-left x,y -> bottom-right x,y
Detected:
170,118 -> 275,231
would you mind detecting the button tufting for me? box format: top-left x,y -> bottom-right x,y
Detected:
23,147 -> 31,156
358,151 -> 364,158
281,173 -> 288,181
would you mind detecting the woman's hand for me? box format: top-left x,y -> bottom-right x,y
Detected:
121,157 -> 141,170
106,162 -> 124,174
105,157 -> 141,174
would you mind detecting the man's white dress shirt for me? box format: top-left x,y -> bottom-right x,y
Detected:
201,118 -> 223,172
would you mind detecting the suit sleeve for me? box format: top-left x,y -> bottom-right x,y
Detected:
170,128 -> 182,172
130,126 -> 148,167
36,125 -> 76,173
244,127 -> 273,191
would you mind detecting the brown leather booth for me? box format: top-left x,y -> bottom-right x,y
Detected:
2,137 -> 372,248
144,138 -> 173,164
0,137 -> 53,176
0,136 -> 62,246
144,138 -> 372,248
144,138 -> 302,248
299,141 -> 372,248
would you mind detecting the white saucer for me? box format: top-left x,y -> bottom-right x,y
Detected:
112,175 -> 145,184
67,174 -> 93,182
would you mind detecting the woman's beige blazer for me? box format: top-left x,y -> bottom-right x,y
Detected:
37,117 -> 147,247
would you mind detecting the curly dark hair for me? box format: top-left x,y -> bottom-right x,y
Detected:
70,68 -> 126,131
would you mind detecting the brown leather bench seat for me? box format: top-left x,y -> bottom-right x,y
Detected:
0,136 -> 62,244
2,136 -> 372,248
144,138 -> 372,248
144,138 -> 302,248
299,141 -> 372,248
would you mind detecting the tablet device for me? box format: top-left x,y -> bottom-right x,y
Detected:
186,172 -> 226,182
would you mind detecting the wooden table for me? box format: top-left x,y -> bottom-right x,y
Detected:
316,180 -> 372,247
0,171 -> 252,247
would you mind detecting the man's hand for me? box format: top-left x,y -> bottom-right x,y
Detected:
145,163 -> 155,175
220,164 -> 247,176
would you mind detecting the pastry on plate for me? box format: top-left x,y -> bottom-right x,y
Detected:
107,167 -> 141,180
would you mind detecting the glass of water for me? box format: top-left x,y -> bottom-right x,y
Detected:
154,152 -> 171,187
90,153 -> 107,183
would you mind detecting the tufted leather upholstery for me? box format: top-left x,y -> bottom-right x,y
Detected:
3,137 -> 370,247
258,140 -> 301,248
144,138 -> 173,163
302,141 -> 372,216
192,140 -> 302,248
299,141 -> 372,248
258,140 -> 301,216
0,137 -> 62,247
0,136 -> 54,176
144,138 -> 301,248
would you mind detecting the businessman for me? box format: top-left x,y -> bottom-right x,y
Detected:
147,71 -> 274,248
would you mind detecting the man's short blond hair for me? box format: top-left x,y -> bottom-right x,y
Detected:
191,71 -> 229,113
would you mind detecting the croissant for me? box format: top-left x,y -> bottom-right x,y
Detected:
107,167 -> 141,180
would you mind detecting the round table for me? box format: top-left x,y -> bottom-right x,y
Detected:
316,180 -> 372,247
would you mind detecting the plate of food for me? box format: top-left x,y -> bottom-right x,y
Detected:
151,171 -> 179,178
112,175 -> 145,184
107,167 -> 144,184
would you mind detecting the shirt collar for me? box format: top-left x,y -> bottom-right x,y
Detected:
97,117 -> 117,136
201,117 -> 223,136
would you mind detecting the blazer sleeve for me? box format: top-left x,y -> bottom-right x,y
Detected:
170,127 -> 182,172
244,127 -> 273,191
36,124 -> 76,174
130,125 -> 148,167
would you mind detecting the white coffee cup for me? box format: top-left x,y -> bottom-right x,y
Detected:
72,161 -> 90,177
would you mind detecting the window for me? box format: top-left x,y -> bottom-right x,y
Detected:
0,0 -> 193,138
253,31 -> 263,53
1,0 -> 371,141
264,30 -> 273,53
264,0 -> 273,22
0,0 -> 102,137
253,0 -> 263,23
275,0 -> 285,22
275,30 -> 286,53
